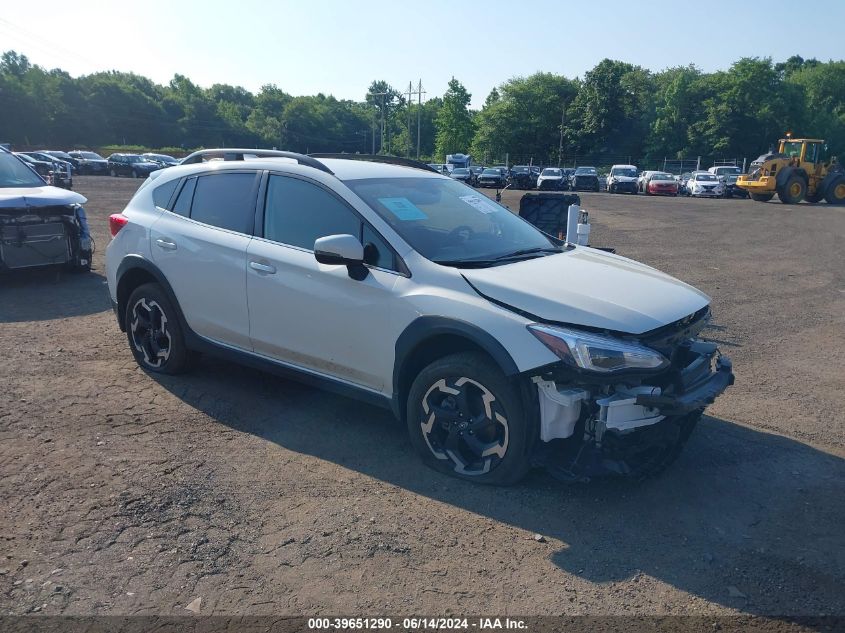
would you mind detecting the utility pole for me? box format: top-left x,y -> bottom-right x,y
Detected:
367,90 -> 390,154
416,79 -> 425,160
401,80 -> 425,159
558,104 -> 566,167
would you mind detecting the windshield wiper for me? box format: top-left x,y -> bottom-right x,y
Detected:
491,247 -> 561,261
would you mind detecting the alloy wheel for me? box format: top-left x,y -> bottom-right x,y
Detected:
129,297 -> 172,368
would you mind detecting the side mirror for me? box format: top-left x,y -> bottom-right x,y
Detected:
314,234 -> 364,266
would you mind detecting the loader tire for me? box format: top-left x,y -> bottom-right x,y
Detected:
778,175 -> 806,204
825,177 -> 845,205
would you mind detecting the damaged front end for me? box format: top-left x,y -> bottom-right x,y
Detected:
0,204 -> 92,272
527,308 -> 734,480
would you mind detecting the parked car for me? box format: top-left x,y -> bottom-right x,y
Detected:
14,153 -> 53,179
107,153 -> 162,178
570,166 -> 600,191
644,172 -> 679,196
536,167 -> 566,191
104,150 -> 733,484
21,151 -> 73,189
0,148 -> 92,273
41,150 -> 77,171
606,164 -> 639,194
477,167 -> 507,188
67,151 -> 109,175
493,165 -> 510,179
509,165 -> 535,190
723,174 -> 749,199
470,165 -> 486,182
450,167 -> 475,186
678,172 -> 693,196
708,165 -> 742,181
687,171 -> 724,197
142,153 -> 180,168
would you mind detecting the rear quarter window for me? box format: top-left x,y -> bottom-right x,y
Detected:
152,179 -> 180,210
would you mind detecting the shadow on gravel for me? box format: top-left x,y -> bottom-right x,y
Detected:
0,270 -> 110,322
155,358 -> 845,619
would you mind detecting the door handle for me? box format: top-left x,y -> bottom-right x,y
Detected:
155,238 -> 177,251
249,261 -> 276,274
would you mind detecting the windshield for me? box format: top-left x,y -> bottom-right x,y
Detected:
541,168 -> 561,176
452,168 -> 470,175
511,166 -> 529,173
345,177 -> 557,264
575,167 -> 597,175
481,169 -> 500,176
0,153 -> 46,188
694,173 -> 717,181
726,175 -> 738,184
126,155 -> 146,163
651,173 -> 674,181
78,152 -> 104,160
611,167 -> 637,177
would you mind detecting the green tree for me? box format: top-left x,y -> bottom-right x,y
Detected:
434,78 -> 474,162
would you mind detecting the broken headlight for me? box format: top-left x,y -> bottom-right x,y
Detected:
527,324 -> 669,374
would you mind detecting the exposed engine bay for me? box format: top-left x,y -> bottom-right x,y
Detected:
530,308 -> 734,480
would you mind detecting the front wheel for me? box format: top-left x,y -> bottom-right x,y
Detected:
125,283 -> 191,374
109,168 -> 117,177
406,352 -> 533,485
778,175 -> 806,204
131,169 -> 139,179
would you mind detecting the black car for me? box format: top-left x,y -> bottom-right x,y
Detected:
477,167 -> 507,188
107,153 -> 162,178
570,166 -> 600,191
450,167 -> 476,186
14,153 -> 53,179
509,165 -> 535,190
21,151 -> 73,189
470,165 -> 485,182
141,153 -> 180,168
67,151 -> 109,175
723,174 -> 749,199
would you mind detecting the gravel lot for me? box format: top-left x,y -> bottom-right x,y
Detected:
1,176 -> 843,619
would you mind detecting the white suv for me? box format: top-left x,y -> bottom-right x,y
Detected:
105,150 -> 733,485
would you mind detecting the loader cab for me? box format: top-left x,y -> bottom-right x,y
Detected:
778,138 -> 825,166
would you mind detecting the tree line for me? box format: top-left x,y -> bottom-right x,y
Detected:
1,50 -> 843,165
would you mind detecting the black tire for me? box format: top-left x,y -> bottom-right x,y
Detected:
125,283 -> 191,374
131,169 -> 139,179
406,352 -> 533,485
825,176 -> 845,205
750,193 -> 774,202
778,175 -> 806,204
109,168 -> 117,177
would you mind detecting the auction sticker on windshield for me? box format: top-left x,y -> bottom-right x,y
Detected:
459,194 -> 499,214
378,197 -> 428,221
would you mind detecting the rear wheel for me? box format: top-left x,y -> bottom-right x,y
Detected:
825,177 -> 845,205
778,176 -> 806,204
131,169 -> 139,179
406,352 -> 532,485
750,192 -> 774,202
110,168 -> 117,177
125,283 -> 191,375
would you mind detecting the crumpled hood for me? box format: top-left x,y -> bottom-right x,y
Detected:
0,186 -> 87,209
461,247 -> 710,334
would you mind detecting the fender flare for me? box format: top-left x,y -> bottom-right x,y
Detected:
115,255 -> 190,338
775,166 -> 807,188
391,316 -> 521,418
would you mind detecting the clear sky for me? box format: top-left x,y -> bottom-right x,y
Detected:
2,0 -> 843,108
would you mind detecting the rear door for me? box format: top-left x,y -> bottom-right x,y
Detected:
246,173 -> 400,390
149,171 -> 259,350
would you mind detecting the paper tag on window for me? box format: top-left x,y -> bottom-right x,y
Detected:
459,195 -> 498,214
378,197 -> 428,221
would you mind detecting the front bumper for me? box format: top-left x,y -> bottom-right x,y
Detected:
636,355 -> 733,415
736,175 -> 774,192
610,180 -> 637,192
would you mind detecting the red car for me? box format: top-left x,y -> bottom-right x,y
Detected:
646,172 -> 679,196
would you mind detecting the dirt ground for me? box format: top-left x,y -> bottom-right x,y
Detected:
1,176 -> 843,619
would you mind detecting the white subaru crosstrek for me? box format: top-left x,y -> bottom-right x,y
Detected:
105,150 -> 733,485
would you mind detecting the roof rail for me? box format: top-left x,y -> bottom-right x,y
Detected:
180,148 -> 333,174
309,153 -> 440,174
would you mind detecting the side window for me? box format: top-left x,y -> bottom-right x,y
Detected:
171,177 -> 196,217
263,175 -> 359,250
190,173 -> 256,233
362,224 -> 395,270
803,143 -> 818,163
152,179 -> 179,210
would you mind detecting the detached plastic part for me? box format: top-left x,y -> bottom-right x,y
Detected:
596,386 -> 665,432
533,378 -> 588,441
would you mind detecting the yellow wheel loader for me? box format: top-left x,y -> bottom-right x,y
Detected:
736,136 -> 845,205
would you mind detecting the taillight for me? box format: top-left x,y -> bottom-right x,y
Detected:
109,214 -> 129,237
